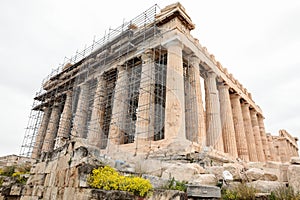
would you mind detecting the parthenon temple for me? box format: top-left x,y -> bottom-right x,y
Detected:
21,2 -> 298,163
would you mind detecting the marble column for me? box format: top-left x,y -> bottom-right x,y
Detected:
250,109 -> 265,162
278,138 -> 288,162
135,50 -> 155,142
164,38 -> 186,140
286,141 -> 292,159
241,102 -> 258,162
71,82 -> 89,138
257,114 -> 271,161
230,94 -> 249,161
266,134 -> 277,161
218,83 -> 238,157
31,107 -> 51,159
185,56 -> 206,147
205,72 -> 224,152
109,65 -> 129,145
55,91 -> 72,148
41,103 -> 61,152
87,76 -> 106,147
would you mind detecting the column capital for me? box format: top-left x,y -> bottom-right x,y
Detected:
162,36 -> 183,49
217,82 -> 230,90
250,108 -> 258,115
230,93 -> 241,101
205,71 -> 217,79
257,113 -> 265,119
96,74 -> 105,82
189,55 -> 200,67
117,65 -> 126,72
141,49 -> 154,64
241,101 -> 250,108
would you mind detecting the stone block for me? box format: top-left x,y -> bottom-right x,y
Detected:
161,163 -> 203,182
187,185 -> 221,198
90,189 -> 135,200
137,159 -> 163,176
287,165 -> 300,193
10,184 -> 23,195
49,187 -> 58,200
245,168 -> 264,181
189,174 -> 217,186
44,173 -> 50,187
27,174 -> 45,186
65,167 -> 79,187
32,185 -> 44,197
34,162 -> 46,174
56,187 -> 65,200
55,169 -> 66,187
75,188 -> 93,200
63,187 -> 75,200
57,154 -> 71,169
263,171 -> 278,181
223,163 -> 244,180
246,180 -> 285,193
78,164 -> 96,188
43,187 -> 51,200
290,157 -> 300,165
248,162 -> 265,168
142,174 -> 169,189
279,163 -> 289,182
48,172 -> 56,187
22,185 -> 33,196
147,189 -> 187,200
206,166 -> 224,180
45,160 -> 58,173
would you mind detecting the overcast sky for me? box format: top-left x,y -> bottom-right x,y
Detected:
0,0 -> 299,157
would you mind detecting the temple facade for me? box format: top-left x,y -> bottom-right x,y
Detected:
23,3 -> 298,163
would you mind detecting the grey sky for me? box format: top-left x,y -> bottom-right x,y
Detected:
0,0 -> 299,156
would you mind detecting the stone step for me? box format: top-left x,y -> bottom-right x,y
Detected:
187,185 -> 221,199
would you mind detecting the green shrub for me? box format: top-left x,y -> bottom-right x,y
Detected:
0,177 -> 3,187
166,177 -> 187,192
12,171 -> 28,184
222,183 -> 257,200
1,166 -> 15,177
270,186 -> 300,200
88,166 -> 152,197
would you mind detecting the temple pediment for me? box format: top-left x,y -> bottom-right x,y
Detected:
155,2 -> 195,31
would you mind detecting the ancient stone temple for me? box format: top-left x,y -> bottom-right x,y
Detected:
20,2 -> 298,163
13,3 -> 300,200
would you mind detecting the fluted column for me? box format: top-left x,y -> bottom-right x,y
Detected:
186,56 -> 206,147
135,50 -> 155,142
230,94 -> 249,161
71,82 -> 89,138
278,138 -> 289,162
87,76 -> 106,147
31,107 -> 51,159
218,83 -> 238,157
241,102 -> 258,162
55,91 -> 72,148
257,115 -> 271,161
205,72 -> 224,152
266,134 -> 277,161
294,146 -> 299,157
42,103 -> 61,152
109,65 -> 129,145
250,109 -> 265,162
164,38 -> 186,140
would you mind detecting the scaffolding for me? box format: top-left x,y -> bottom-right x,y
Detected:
20,4 -> 169,157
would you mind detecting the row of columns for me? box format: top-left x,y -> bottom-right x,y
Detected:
32,38 -> 297,163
